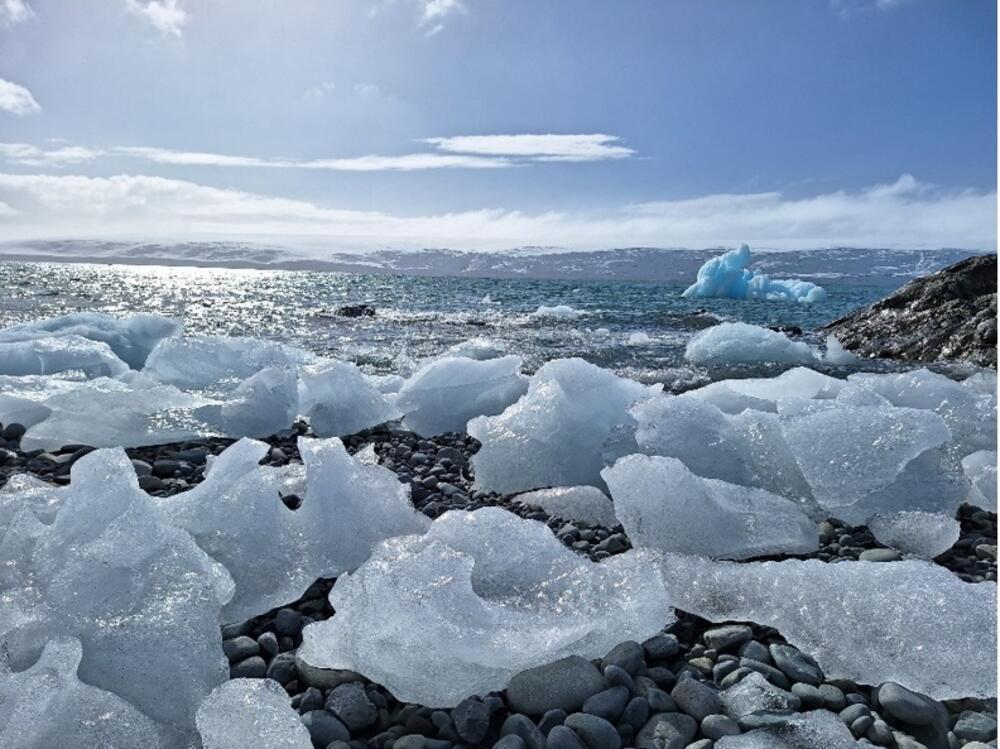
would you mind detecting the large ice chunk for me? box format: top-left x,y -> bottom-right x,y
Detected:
715,710 -> 859,748
468,358 -> 655,493
682,244 -> 827,303
603,454 -> 817,559
196,679 -> 311,749
868,511 -> 960,558
0,312 -> 180,369
158,437 -> 428,623
963,450 -> 997,511
0,448 -> 232,738
777,399 -> 952,510
298,360 -> 401,436
512,485 -> 618,527
664,553 -> 997,699
197,366 -> 300,438
298,508 -> 671,707
397,355 -> 528,436
686,367 -> 845,414
0,638 -> 172,748
685,323 -> 818,366
143,334 -> 314,394
0,335 -> 129,377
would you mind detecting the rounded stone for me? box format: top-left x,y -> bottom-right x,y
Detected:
582,686 -> 630,723
506,656 -> 606,715
229,655 -> 267,678
563,713 -> 621,749
326,682 -> 378,732
859,548 -> 902,562
274,608 -> 304,637
670,679 -> 722,722
452,697 -> 491,744
877,682 -> 937,726
701,713 -> 741,740
547,725 -> 587,749
768,644 -> 824,686
601,641 -> 645,676
635,712 -> 697,749
300,710 -> 350,746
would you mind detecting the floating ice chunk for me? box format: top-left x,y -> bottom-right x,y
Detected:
196,679 -> 311,749
469,358 -> 655,493
0,448 -> 232,737
512,486 -> 618,527
533,304 -> 583,319
824,334 -> 861,365
664,553 -> 997,699
19,373 -> 211,451
0,638 -> 172,748
868,511 -> 960,558
603,455 -> 817,559
682,244 -> 827,303
144,334 -> 314,394
299,508 -> 671,707
720,672 -> 802,719
715,710 -> 859,748
299,360 -> 400,436
398,355 -> 528,436
0,335 -> 129,378
777,399 -> 952,510
158,437 -> 428,623
963,450 -> 997,511
626,331 -> 651,346
849,368 -> 996,457
198,366 -> 299,438
632,394 -> 755,485
0,312 -> 180,369
685,323 -> 818,366
443,337 -> 507,360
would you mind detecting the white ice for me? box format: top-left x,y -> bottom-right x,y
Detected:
0,448 -> 232,739
198,366 -> 300,439
824,334 -> 861,365
196,679 -> 311,749
868,511 -> 960,558
603,454 -> 817,559
0,638 -> 172,749
0,335 -> 129,378
962,450 -> 997,511
0,312 -> 180,369
468,358 -> 656,493
397,355 -> 528,436
715,710 -> 860,748
442,337 -> 507,360
682,244 -> 827,304
533,304 -> 583,319
626,331 -> 651,346
512,485 -> 618,527
685,323 -> 819,366
298,360 -> 400,437
298,507 -> 671,707
665,553 -> 997,700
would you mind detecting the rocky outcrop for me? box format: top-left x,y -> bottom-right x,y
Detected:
823,254 -> 997,368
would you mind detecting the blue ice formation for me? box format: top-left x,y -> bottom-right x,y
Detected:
682,244 -> 827,303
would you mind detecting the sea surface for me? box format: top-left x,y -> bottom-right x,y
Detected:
0,260 -> 946,389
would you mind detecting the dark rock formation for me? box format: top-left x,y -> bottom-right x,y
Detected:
335,304 -> 377,318
823,254 -> 997,368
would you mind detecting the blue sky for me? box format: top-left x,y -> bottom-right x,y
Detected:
0,0 -> 995,250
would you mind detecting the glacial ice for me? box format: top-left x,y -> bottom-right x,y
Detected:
0,335 -> 129,377
0,448 -> 232,738
298,507 -> 671,707
397,355 -> 528,436
868,511 -> 960,558
512,485 -> 618,527
198,366 -> 300,438
298,360 -> 401,436
664,553 -> 998,699
603,454 -> 817,559
143,334 -> 314,395
720,672 -> 802,719
715,710 -> 860,748
158,437 -> 428,623
682,244 -> 828,303
442,336 -> 507,360
685,323 -> 818,366
0,638 -> 172,749
533,304 -> 583,319
196,679 -> 312,749
468,358 -> 655,493
824,334 -> 861,365
0,312 -> 180,369
626,331 -> 651,346
963,450 -> 997,511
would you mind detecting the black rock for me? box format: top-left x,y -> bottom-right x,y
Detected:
336,304 -> 377,318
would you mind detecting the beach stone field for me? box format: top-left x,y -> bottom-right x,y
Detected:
2,418 -> 996,749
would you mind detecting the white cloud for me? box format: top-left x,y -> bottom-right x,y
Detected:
353,82 -> 382,98
125,0 -> 186,36
0,79 -> 40,116
113,146 -> 271,167
425,134 -> 635,162
304,81 -> 337,103
0,143 -> 102,167
0,0 -> 33,26
0,172 -> 993,251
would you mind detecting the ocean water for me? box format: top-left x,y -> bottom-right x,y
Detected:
0,261 -> 910,388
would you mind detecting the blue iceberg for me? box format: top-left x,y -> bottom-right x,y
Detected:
682,244 -> 827,303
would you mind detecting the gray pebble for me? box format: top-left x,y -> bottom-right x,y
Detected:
953,711 -> 997,741
768,644 -> 824,686
670,679 -> 721,722
859,548 -> 902,562
701,713 -> 741,740
642,634 -> 680,660
452,697 -> 491,745
538,708 -> 568,734
877,682 -> 937,726
300,710 -> 350,746
634,712 -> 696,749
507,656 -> 606,715
500,713 -> 546,749
564,713 -> 621,749
546,725 -> 587,749
265,652 -> 296,685
702,625 -> 752,652
274,608 -> 303,637
326,682 -> 378,732
493,736 -> 526,749
582,686 -> 630,723
229,655 -> 266,678
222,635 -> 259,662
602,641 -> 645,676
620,697 -> 650,730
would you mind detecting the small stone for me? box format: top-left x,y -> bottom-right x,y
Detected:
620,697 -> 650,730
547,725 -> 587,749
229,655 -> 267,678
819,683 -> 847,711
222,635 -> 260,662
393,735 -> 426,749
701,713 -> 741,740
642,634 -> 680,660
563,713 -> 621,749
326,682 -> 378,732
506,656 -> 606,715
602,641 -> 645,676
500,714 -> 546,749
257,631 -> 279,658
452,697 -> 491,744
634,712 -> 697,749
538,709 -> 568,735
954,711 -> 998,742
670,679 -> 721,722
703,625 -> 752,652
493,736 -> 526,749
737,640 -> 770,664
878,682 -> 938,726
294,656 -> 364,690
603,665 -> 636,693
582,686 -> 630,723
790,682 -> 825,709
274,608 -> 304,637
768,644 -> 824,686
300,710 -> 350,746
859,548 -> 902,562
265,652 -> 297,685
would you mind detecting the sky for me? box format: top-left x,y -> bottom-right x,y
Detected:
0,0 -> 995,251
